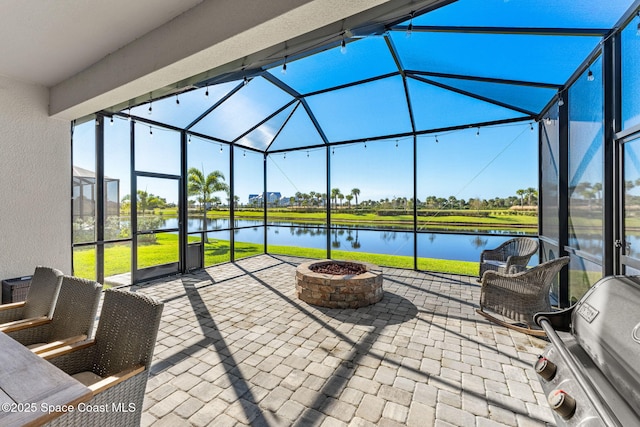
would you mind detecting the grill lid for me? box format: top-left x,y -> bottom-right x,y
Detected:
571,275 -> 640,418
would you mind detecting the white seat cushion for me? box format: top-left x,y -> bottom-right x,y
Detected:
26,342 -> 47,349
72,371 -> 104,386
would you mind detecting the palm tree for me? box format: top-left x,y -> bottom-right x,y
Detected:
516,189 -> 526,206
187,167 -> 228,242
345,194 -> 353,207
526,187 -> 537,206
351,188 -> 360,207
337,193 -> 345,207
331,188 -> 340,209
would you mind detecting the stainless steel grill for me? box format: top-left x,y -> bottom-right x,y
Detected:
533,276 -> 640,427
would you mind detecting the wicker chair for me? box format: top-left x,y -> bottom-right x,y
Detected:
0,266 -> 63,325
2,275 -> 102,353
41,288 -> 164,427
476,256 -> 569,336
479,237 -> 539,280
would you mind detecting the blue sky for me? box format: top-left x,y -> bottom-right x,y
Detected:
72,0 -> 632,205
266,123 -> 536,204
74,117 -> 537,205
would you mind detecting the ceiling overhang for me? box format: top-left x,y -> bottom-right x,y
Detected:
50,0 -> 444,121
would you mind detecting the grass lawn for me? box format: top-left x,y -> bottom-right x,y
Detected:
73,233 -> 480,280
74,235 -> 180,280
266,244 -> 479,276
158,208 -> 537,233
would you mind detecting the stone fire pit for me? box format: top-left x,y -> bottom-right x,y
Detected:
295,260 -> 383,308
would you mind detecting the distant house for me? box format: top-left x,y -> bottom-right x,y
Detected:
72,165 -> 120,218
248,192 -> 283,206
248,194 -> 261,205
279,196 -> 290,206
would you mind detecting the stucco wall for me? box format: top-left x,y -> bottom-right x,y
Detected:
0,75 -> 71,280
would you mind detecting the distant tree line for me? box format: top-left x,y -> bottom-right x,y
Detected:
118,171 -> 540,212
283,187 -> 538,210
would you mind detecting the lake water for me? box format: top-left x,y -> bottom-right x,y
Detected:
157,217 -> 539,263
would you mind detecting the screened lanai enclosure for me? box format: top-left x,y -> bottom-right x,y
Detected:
72,0 -> 640,306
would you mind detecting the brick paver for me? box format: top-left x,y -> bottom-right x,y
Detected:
123,254 -> 555,426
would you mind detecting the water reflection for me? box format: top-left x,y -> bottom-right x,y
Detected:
332,229 -> 341,248
470,235 -> 489,249
568,234 -> 604,258
136,217 -> 539,263
265,225 -> 538,263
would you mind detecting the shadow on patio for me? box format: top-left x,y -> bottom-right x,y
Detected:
129,254 -> 553,426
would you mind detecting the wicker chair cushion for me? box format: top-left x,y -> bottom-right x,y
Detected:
72,371 -> 103,387
0,266 -> 63,325
23,266 -> 64,319
26,342 -> 46,349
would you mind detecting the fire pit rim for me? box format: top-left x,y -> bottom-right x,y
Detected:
295,259 -> 384,309
297,259 -> 381,280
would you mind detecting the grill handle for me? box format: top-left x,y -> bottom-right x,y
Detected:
534,306 -> 573,332
537,316 -> 622,427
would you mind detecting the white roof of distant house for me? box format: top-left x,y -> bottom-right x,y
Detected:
73,165 -> 117,181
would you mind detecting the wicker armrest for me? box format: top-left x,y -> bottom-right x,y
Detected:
481,249 -> 505,262
505,254 -> 532,267
30,335 -> 88,355
0,301 -> 26,311
483,267 -> 539,283
41,339 -> 97,375
507,264 -> 528,274
0,316 -> 49,333
480,270 -> 516,282
89,365 -> 146,395
0,302 -> 26,323
481,270 -> 538,301
41,338 -> 95,358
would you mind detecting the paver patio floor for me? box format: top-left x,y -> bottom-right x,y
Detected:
126,254 -> 554,426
